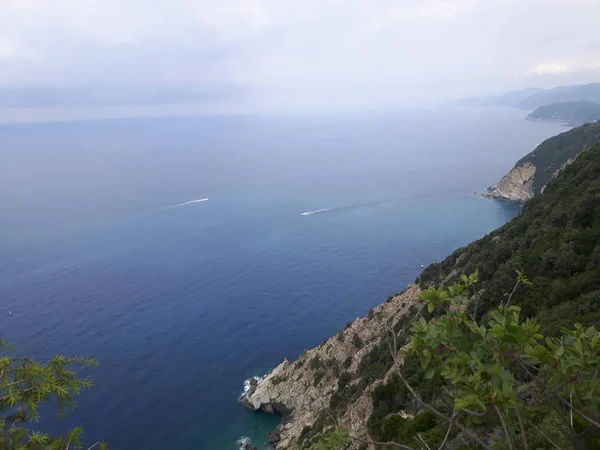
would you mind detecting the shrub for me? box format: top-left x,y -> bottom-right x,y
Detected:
337,371 -> 351,391
342,356 -> 352,369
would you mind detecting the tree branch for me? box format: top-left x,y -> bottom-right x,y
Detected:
503,280 -> 520,309
382,320 -> 492,450
526,420 -> 561,449
494,405 -> 514,450
417,433 -> 432,450
348,433 -> 416,449
554,394 -> 600,430
436,408 -> 457,450
461,406 -> 493,417
312,381 -> 416,450
515,408 -> 528,450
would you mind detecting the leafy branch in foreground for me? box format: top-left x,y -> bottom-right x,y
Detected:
0,339 -> 106,449
405,271 -> 600,449
312,271 -> 599,449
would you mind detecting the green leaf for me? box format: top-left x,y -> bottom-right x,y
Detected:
486,363 -> 501,376
586,326 -> 597,338
427,302 -> 435,313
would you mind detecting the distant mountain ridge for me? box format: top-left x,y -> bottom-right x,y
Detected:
448,87 -> 545,107
517,83 -> 600,110
451,83 -> 600,111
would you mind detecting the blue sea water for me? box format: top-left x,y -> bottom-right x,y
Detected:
0,108 -> 567,449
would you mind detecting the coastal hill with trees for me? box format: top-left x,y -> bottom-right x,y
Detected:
526,101 -> 600,126
5,86 -> 600,449
241,131 -> 600,449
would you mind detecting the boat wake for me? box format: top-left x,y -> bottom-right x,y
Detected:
300,208 -> 332,216
170,198 -> 209,207
300,188 -> 471,217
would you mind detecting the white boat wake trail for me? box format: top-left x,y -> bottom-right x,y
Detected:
171,198 -> 209,207
300,188 -> 472,217
300,208 -> 332,216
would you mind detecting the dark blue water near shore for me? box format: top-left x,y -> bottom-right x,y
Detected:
0,109 -> 566,449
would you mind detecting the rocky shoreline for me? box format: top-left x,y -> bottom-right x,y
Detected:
240,285 -> 422,449
477,161 -> 537,204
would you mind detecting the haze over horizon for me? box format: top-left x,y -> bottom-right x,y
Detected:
1,0 -> 600,119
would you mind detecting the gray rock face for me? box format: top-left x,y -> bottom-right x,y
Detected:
241,359 -> 290,414
239,285 -> 422,449
483,162 -> 536,203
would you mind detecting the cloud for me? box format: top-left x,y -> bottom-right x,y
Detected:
527,58 -> 600,77
0,0 -> 599,112
528,62 -> 570,76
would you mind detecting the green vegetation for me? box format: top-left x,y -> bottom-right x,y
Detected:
320,273 -> 600,450
337,372 -> 351,391
405,272 -> 600,449
301,142 -> 600,449
422,142 -> 600,330
0,339 -> 104,449
352,334 -> 363,349
527,101 -> 600,126
311,428 -> 349,450
510,122 -> 600,194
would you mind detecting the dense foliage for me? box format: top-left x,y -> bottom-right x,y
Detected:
422,142 -> 600,332
300,141 -> 600,449
0,340 -> 103,450
506,122 -> 600,194
406,273 -> 600,449
526,101 -> 600,126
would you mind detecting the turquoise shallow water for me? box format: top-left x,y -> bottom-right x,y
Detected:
0,109 -> 566,449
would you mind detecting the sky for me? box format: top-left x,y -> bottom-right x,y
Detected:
1,0 -> 600,115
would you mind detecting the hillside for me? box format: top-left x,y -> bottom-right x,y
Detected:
485,121 -> 600,202
517,83 -> 600,110
450,83 -> 600,111
421,143 -> 600,331
241,143 -> 600,449
526,100 -> 600,126
447,87 -> 545,107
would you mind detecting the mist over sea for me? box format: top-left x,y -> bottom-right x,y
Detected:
0,109 -> 567,449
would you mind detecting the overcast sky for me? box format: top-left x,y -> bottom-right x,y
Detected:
1,0 -> 600,113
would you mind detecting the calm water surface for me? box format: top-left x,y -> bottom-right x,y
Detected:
0,109 -> 567,449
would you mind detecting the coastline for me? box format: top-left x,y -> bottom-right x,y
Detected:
239,286 -> 423,449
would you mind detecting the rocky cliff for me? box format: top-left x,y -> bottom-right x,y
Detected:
240,141 -> 600,449
240,285 -> 422,449
482,121 -> 600,204
482,161 -> 536,203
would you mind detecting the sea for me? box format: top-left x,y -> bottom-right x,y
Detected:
0,108 -> 567,449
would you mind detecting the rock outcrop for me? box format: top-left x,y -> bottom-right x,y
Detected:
236,437 -> 258,450
240,285 -> 422,449
482,161 -> 536,203
241,359 -> 291,415
482,121 -> 600,203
